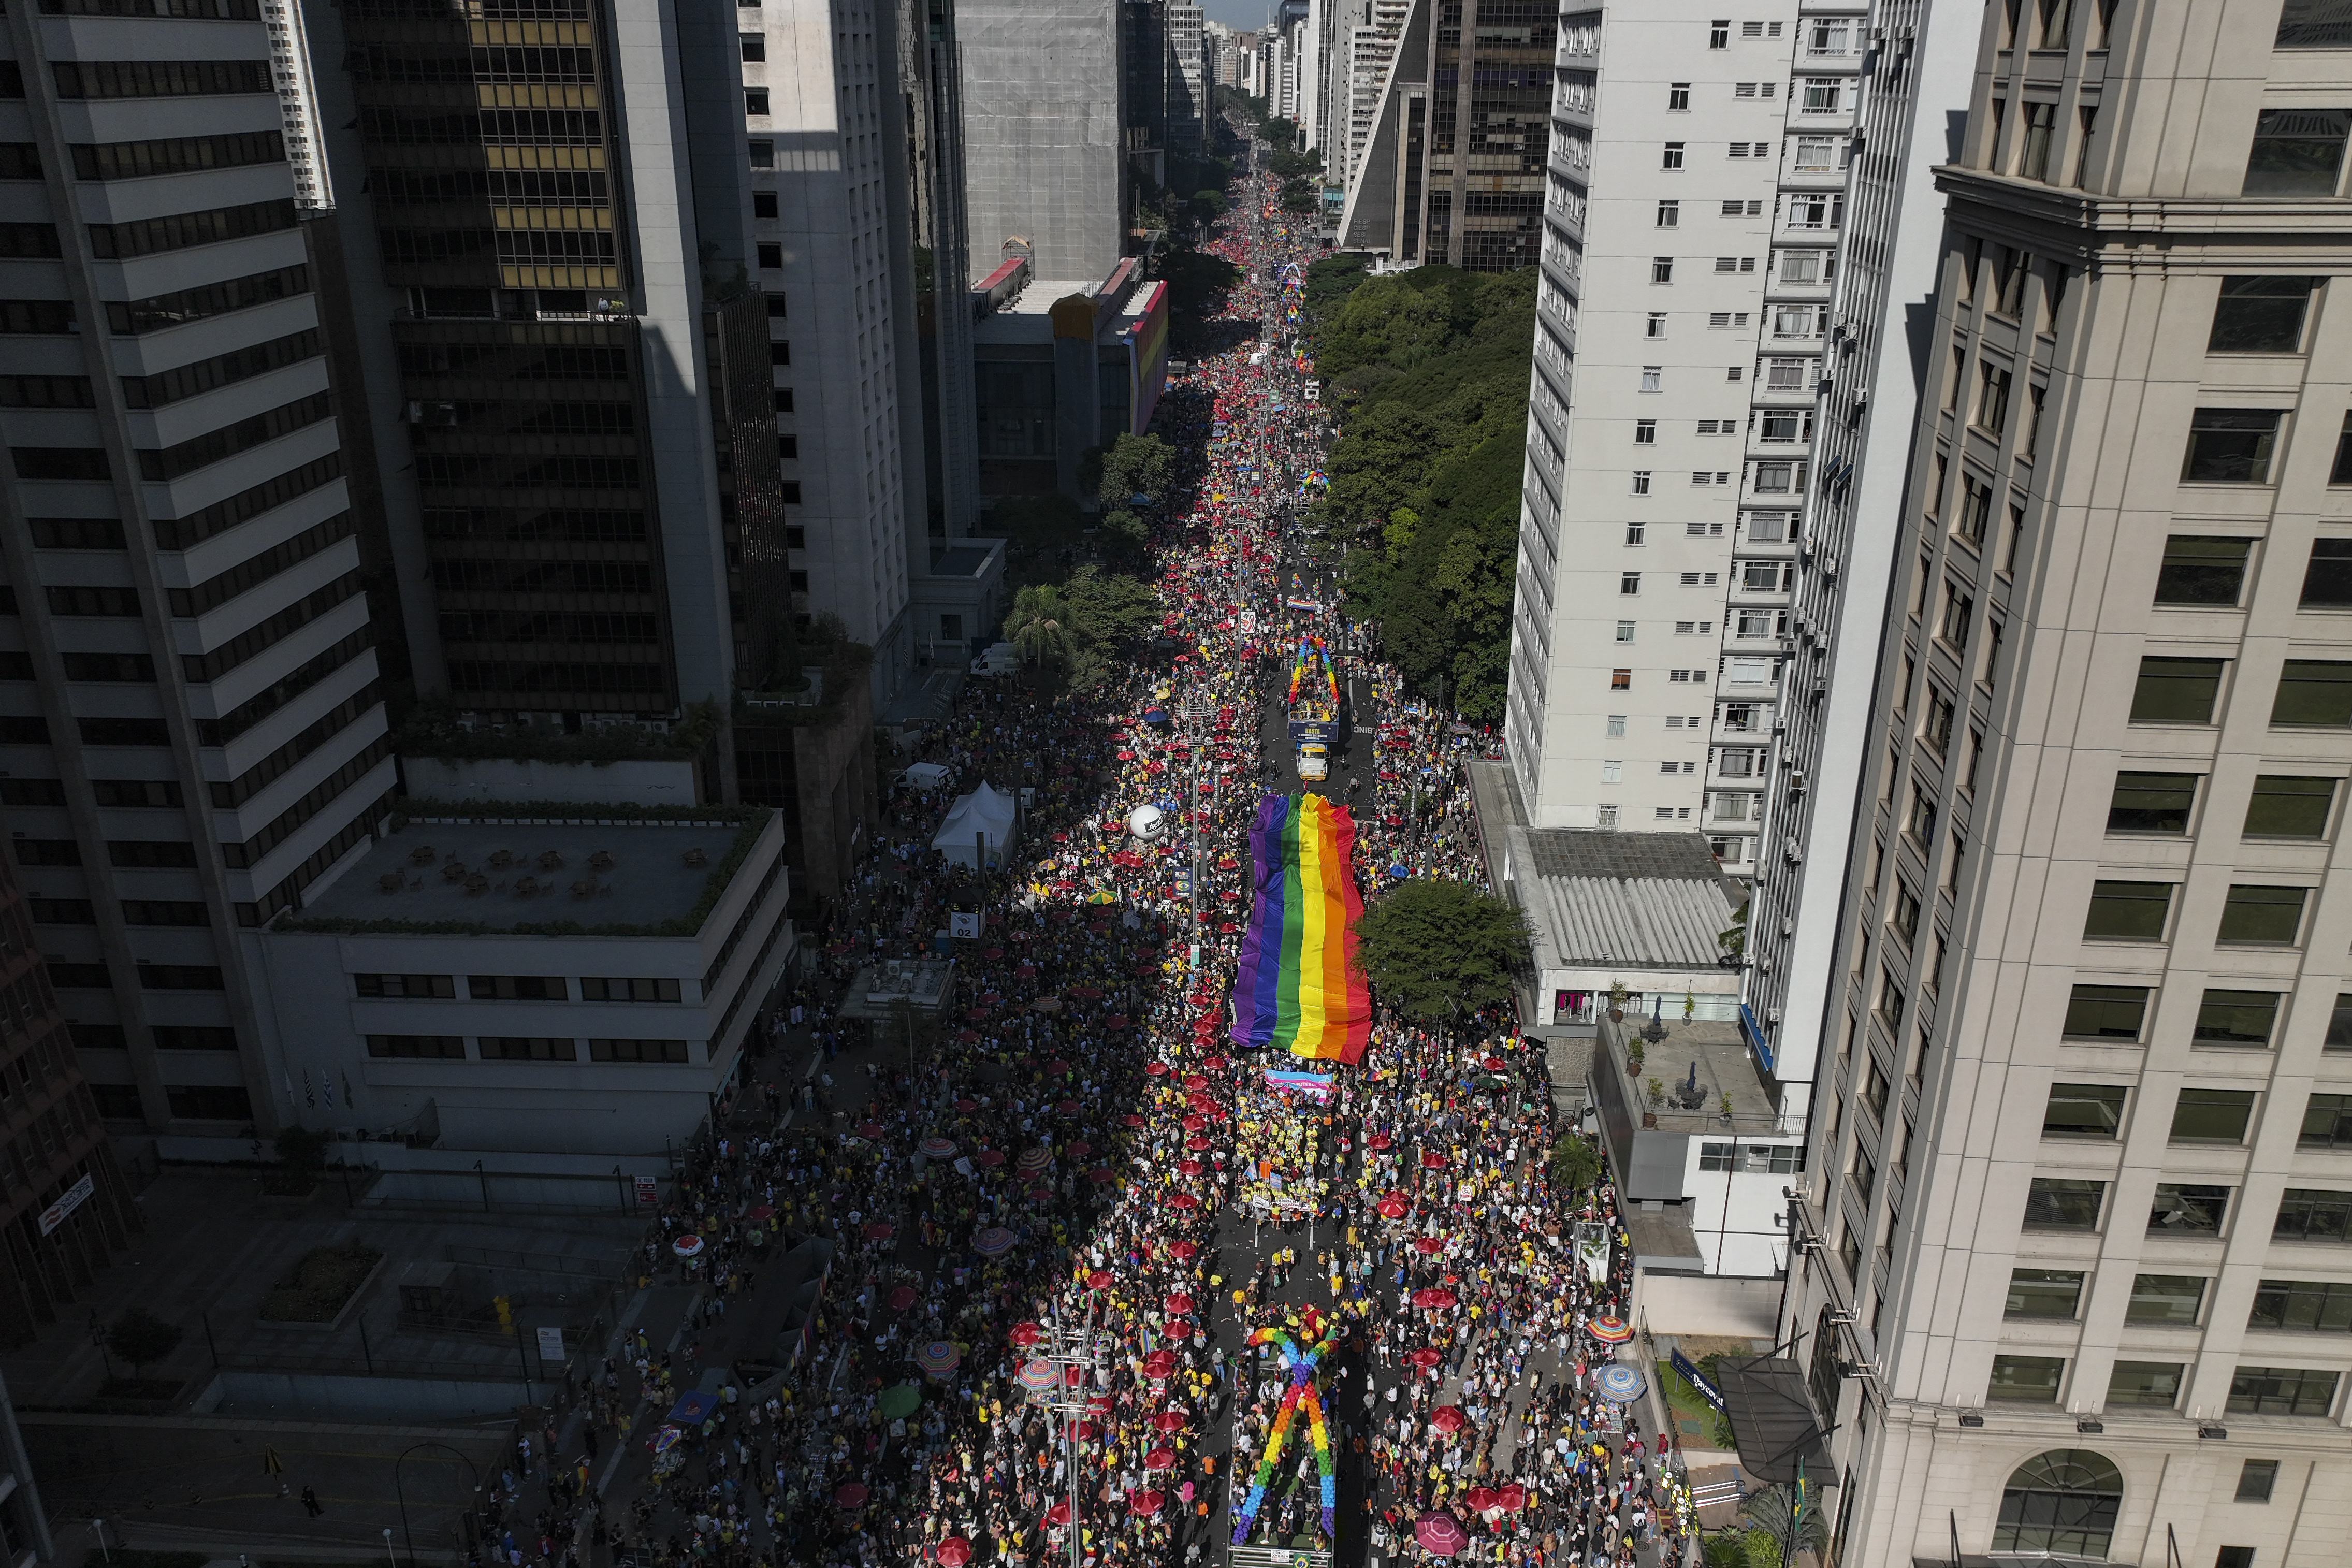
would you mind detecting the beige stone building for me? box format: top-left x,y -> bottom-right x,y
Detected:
1780,1 -> 2352,1562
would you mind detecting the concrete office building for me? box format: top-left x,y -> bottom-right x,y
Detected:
1167,2 -> 1208,157
1779,2 -> 2352,1562
0,0 -> 395,1136
312,0 -> 751,727
1340,0 -> 1411,198
256,802 -> 792,1156
1337,0 -> 1554,271
1738,0 -> 1976,1115
0,826 -> 137,1347
960,0 -> 1129,282
739,0 -> 921,691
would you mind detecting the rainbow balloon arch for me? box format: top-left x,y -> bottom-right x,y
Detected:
1230,1310 -> 1341,1546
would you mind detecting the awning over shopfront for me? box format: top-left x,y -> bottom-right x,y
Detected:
1716,1354 -> 1830,1483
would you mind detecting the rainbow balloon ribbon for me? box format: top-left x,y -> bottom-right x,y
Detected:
1229,1318 -> 1340,1544
1228,794 -> 1370,1064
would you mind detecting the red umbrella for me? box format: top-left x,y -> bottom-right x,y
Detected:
1067,1139 -> 1092,1158
887,1285 -> 918,1312
835,1482 -> 870,1508
1085,1270 -> 1113,1291
1088,1167 -> 1117,1184
1376,1194 -> 1409,1219
1122,1114 -> 1145,1128
1164,1317 -> 1194,1339
1008,1321 -> 1043,1347
1167,1192 -> 1200,1210
936,1541 -> 972,1568
1403,1347 -> 1442,1370
1046,1058 -> 1071,1076
1143,1446 -> 1177,1472
1151,1408 -> 1187,1433
1420,1150 -> 1447,1170
1178,1157 -> 1204,1177
1466,1487 -> 1499,1514
976,1149 -> 1006,1168
1128,1490 -> 1164,1519
1499,1484 -> 1528,1512
1367,1130 -> 1392,1151
1428,1405 -> 1467,1434
1168,1240 -> 1198,1262
1043,1501 -> 1072,1528
1415,1513 -> 1468,1557
1145,1062 -> 1168,1078
1182,1073 -> 1208,1091
1482,1056 -> 1506,1071
955,1098 -> 978,1113
1164,1292 -> 1196,1315
1411,1288 -> 1457,1311
1141,1349 -> 1178,1380
859,1122 -> 886,1140
1184,1135 -> 1212,1152
1183,1114 -> 1207,1132
1412,1236 -> 1444,1255
1201,1055 -> 1227,1070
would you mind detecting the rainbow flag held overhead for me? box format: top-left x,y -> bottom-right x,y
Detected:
1229,793 -> 1370,1064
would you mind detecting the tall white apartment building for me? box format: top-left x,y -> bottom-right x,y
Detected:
1781,1 -> 2352,1562
1341,0 -> 1411,196
745,0 -> 915,684
0,0 -> 391,1132
1740,0 -> 1975,1111
1511,5 -> 1865,881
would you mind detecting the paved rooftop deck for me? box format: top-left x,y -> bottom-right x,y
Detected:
303,817 -> 745,930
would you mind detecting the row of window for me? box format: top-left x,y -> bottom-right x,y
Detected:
2023,1175 -> 2350,1242
2040,1082 -> 2352,1149
2106,768 -> 2337,838
2063,982 -> 2352,1051
2007,1266 -> 2351,1333
2084,877 -> 2319,948
355,972 -> 684,1002
1645,252 -> 1831,286
1986,1356 -> 2336,1419
365,1034 -> 689,1063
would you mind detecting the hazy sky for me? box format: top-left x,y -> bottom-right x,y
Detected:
1200,0 -> 1276,29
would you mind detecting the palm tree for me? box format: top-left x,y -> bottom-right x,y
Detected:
1005,584 -> 1078,667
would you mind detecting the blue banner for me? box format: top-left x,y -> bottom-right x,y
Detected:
1671,1349 -> 1726,1412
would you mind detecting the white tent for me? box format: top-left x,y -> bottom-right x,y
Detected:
931,781 -> 1018,868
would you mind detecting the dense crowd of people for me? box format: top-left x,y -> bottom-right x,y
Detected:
469,143 -> 1701,1568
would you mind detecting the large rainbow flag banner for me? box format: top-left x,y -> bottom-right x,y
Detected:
1228,793 -> 1371,1064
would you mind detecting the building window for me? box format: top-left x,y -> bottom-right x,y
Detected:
2154,534 -> 2251,605
2005,1269 -> 2084,1318
1708,18 -> 1728,48
2106,771 -> 2198,833
2151,1183 -> 2231,1233
2237,1460 -> 2281,1504
2273,1187 -> 2352,1241
1994,1451 -> 2121,1557
579,977 -> 683,1002
2061,984 -> 2148,1041
482,1036 -> 578,1061
1801,78 -> 1842,113
739,31 -> 765,59
1646,312 -> 1667,337
2227,1366 -> 2341,1416
2173,1088 -> 2257,1143
1610,669 -> 1631,689
1656,200 -> 1679,226
2248,1278 -> 2352,1331
2083,879 -> 2172,941
1631,471 -> 1652,495
2273,659 -> 2352,725
748,139 -> 773,168
2243,108 -> 2349,195
1640,366 -> 1662,391
1619,573 -> 1640,595
1667,82 -> 1690,110
2182,408 -> 2285,483
2193,990 -> 2282,1048
2217,884 -> 2307,945
1662,143 -> 1686,169
1614,621 -> 1635,643
2124,1274 -> 2208,1325
2329,996 -> 2352,1052
2025,1178 -> 2106,1230
366,1034 -> 466,1058
2105,1361 -> 2184,1408
1606,715 -> 1626,737
1635,419 -> 1657,444
758,242 -> 782,269
2020,100 -> 2057,180
1986,1355 -> 2065,1403
2299,1092 -> 2352,1149
2130,656 -> 2224,724
470,975 -> 567,1000
589,1038 -> 691,1063
2043,1083 -> 2127,1139
355,974 -> 456,999
2209,275 -> 2319,352
1652,256 -> 1675,283
745,90 -> 770,115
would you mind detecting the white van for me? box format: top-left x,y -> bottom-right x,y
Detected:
969,642 -> 1020,676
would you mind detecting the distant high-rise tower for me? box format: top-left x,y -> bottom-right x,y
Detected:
0,0 -> 393,1134
960,0 -> 1131,281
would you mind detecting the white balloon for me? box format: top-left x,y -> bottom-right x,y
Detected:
1127,804 -> 1167,841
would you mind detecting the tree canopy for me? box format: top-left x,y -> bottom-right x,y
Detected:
1097,431 -> 1175,509
1352,877 -> 1530,1020
1004,583 -> 1078,667
108,1306 -> 183,1376
1308,265 -> 1534,722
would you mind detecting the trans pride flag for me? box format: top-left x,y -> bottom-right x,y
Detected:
1228,793 -> 1370,1064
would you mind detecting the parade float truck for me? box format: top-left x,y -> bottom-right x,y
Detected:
1285,635 -> 1342,782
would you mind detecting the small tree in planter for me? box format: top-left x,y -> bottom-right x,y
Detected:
108,1307 -> 183,1380
266,1125 -> 329,1196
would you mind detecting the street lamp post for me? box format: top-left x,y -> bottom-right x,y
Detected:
1027,1297 -> 1110,1568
